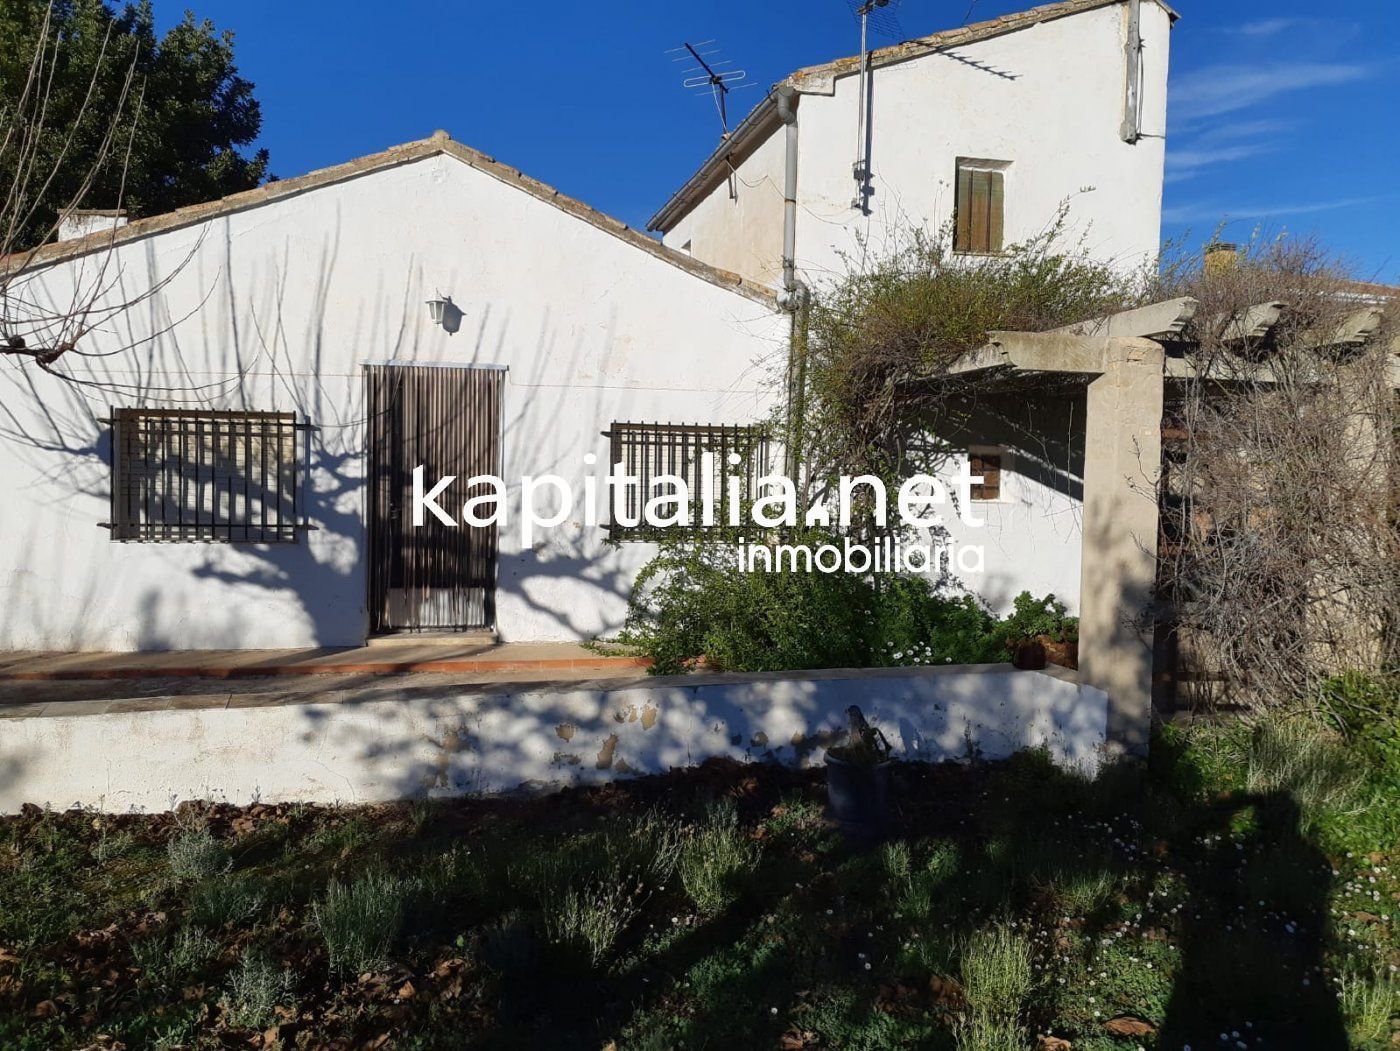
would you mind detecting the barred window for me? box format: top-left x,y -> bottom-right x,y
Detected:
604,421 -> 772,538
108,408 -> 308,542
969,449 -> 1004,502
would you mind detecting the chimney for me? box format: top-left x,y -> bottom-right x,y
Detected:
56,208 -> 128,243
1204,241 -> 1239,275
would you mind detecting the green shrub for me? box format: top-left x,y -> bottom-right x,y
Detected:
313,871 -> 414,976
616,530 -> 877,674
525,811 -> 684,967
221,951 -> 297,1031
190,875 -> 266,929
886,840 -> 961,923
617,530 -> 1021,675
678,800 -> 760,914
991,591 -> 1078,645
166,828 -> 230,883
131,925 -> 220,985
1339,957 -> 1399,1049
545,881 -> 647,968
955,921 -> 1033,1051
1321,672 -> 1400,772
869,578 -> 1003,666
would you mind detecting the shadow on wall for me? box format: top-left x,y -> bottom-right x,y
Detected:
0,199 -> 777,648
922,383 -> 1088,612
267,666 -> 1108,807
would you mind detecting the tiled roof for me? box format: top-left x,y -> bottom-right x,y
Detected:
6,132 -> 777,308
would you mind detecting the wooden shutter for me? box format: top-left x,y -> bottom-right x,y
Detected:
955,166 -> 1005,254
970,452 -> 1002,501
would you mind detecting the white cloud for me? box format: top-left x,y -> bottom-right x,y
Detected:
1165,144 -> 1276,183
1162,196 -> 1380,225
1230,17 -> 1360,38
1165,119 -> 1291,183
1171,63 -> 1372,121
1236,18 -> 1303,37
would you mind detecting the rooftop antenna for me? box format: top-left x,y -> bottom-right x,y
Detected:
667,40 -> 755,140
668,40 -> 756,200
846,0 -> 904,211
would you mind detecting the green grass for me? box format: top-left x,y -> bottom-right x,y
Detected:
0,702 -> 1396,1049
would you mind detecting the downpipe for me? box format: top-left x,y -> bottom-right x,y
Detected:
774,83 -> 810,480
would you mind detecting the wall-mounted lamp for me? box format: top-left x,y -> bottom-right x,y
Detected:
425,293 -> 464,334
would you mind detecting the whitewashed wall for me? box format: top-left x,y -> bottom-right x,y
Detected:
933,394 -> 1086,614
0,665 -> 1109,813
663,2 -> 1171,281
0,154 -> 787,651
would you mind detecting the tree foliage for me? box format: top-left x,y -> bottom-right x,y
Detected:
0,0 -> 267,251
799,215 -> 1145,485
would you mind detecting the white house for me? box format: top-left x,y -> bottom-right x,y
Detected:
0,1 -> 1205,812
652,0 -> 1175,285
0,0 -> 1177,655
651,0 -> 1176,613
0,135 -> 786,651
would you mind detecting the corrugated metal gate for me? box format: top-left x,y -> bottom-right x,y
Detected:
365,364 -> 502,634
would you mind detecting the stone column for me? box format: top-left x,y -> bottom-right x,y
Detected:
1078,337 -> 1165,755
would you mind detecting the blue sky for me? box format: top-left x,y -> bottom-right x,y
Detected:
162,1 -> 1399,282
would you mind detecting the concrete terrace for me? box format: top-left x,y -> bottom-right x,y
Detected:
0,641 -> 650,719
0,641 -> 647,682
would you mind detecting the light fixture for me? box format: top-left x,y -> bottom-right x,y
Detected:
425,293 -> 463,334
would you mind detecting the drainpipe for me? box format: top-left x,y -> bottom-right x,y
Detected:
775,83 -> 803,311
774,83 -> 809,482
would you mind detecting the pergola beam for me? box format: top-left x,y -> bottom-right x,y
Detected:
1303,306 -> 1385,350
947,331 -> 1121,377
1219,300 -> 1286,344
1055,296 -> 1199,341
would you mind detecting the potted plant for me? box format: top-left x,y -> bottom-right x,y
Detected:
995,592 -> 1078,670
825,705 -> 893,839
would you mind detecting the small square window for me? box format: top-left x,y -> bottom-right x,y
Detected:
969,449 -> 1004,502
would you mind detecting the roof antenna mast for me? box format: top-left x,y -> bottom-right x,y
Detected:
668,40 -> 755,139
667,41 -> 756,199
846,0 -> 904,211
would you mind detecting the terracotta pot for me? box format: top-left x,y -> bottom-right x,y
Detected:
1010,639 -> 1047,670
1035,634 -> 1079,670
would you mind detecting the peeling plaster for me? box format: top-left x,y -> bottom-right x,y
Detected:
596,733 -> 619,770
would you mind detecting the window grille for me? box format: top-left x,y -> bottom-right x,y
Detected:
604,421 -> 772,538
108,408 -> 308,542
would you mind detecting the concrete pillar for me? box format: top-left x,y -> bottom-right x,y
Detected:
1078,337 -> 1164,755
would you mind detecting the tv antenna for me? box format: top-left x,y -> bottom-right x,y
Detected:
846,0 -> 904,211
667,40 -> 755,139
845,0 -> 905,41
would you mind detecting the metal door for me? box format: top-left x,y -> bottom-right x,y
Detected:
365,364 -> 502,633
